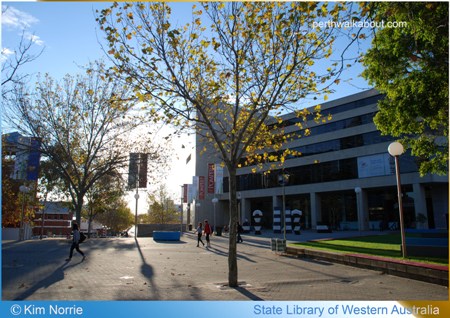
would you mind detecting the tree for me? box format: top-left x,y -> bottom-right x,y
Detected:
84,169 -> 125,237
361,2 -> 448,176
96,199 -> 134,233
146,184 -> 179,224
1,136 -> 21,227
97,2 -> 354,287
1,134 -> 39,228
2,61 -> 167,226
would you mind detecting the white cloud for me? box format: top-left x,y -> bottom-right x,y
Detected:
25,32 -> 44,46
1,47 -> 14,62
1,47 -> 14,56
2,5 -> 39,29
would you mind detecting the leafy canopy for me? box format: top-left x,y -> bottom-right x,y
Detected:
361,2 -> 448,176
97,2 -> 354,171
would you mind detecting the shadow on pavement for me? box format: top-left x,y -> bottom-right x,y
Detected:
238,237 -> 271,249
207,245 -> 258,263
12,259 -> 84,300
235,286 -> 264,300
152,240 -> 187,245
134,238 -> 159,299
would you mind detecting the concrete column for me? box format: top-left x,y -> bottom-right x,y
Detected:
430,184 -> 448,229
355,188 -> 370,231
413,183 -> 428,229
273,195 -> 282,210
310,192 -> 320,229
240,198 -> 250,224
361,189 -> 370,230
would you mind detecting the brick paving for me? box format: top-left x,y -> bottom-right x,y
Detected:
2,232 -> 448,301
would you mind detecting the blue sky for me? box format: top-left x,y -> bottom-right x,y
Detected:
2,1 -> 371,99
1,2 -> 196,80
2,2 -> 105,79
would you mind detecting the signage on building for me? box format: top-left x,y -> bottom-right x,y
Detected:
7,133 -> 41,181
183,184 -> 188,203
357,153 -> 393,178
199,176 -> 205,200
214,164 -> 223,194
27,138 -> 41,181
207,163 -> 215,194
192,176 -> 199,199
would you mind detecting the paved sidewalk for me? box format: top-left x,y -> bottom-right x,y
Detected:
2,232 -> 448,301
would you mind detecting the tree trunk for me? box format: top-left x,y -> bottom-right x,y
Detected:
227,166 -> 238,287
75,193 -> 84,226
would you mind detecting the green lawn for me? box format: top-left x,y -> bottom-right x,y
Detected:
291,234 -> 448,266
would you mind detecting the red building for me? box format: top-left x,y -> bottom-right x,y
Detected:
32,202 -> 73,237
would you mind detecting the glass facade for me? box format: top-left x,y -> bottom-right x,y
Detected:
366,185 -> 415,229
229,154 -> 418,192
289,113 -> 377,140
213,90 -> 446,232
239,129 -> 397,166
320,191 -> 358,230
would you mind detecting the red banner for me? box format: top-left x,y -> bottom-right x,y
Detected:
199,176 -> 205,200
207,164 -> 215,194
183,184 -> 188,203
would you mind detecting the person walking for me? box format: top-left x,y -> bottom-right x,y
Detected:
196,222 -> 205,247
237,222 -> 244,243
204,219 -> 212,247
66,223 -> 86,261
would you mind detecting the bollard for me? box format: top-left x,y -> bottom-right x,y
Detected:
285,209 -> 292,234
273,207 -> 281,233
292,209 -> 302,235
253,209 -> 263,235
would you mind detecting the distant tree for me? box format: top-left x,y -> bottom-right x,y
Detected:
137,213 -> 151,224
98,1 -> 356,287
361,2 -> 448,176
146,185 -> 179,224
1,137 -> 21,227
2,61 -> 167,225
83,170 -> 125,237
96,198 -> 134,233
1,134 -> 40,228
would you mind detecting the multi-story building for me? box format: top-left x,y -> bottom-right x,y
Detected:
32,202 -> 73,237
192,89 -> 448,232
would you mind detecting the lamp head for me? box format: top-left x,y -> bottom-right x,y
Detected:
388,141 -> 404,157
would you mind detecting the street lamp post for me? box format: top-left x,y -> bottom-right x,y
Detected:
212,197 -> 218,232
180,185 -> 184,233
40,204 -> 45,240
354,187 -> 362,231
134,191 -> 139,239
19,185 -> 31,241
278,171 -> 290,242
388,141 -> 407,258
